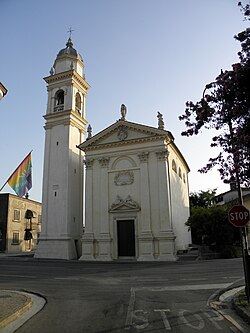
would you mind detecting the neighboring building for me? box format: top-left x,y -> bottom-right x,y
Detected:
0,193 -> 42,254
78,109 -> 191,261
215,183 -> 250,206
215,184 -> 250,245
35,38 -> 191,261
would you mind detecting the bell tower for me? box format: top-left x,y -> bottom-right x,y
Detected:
35,38 -> 90,259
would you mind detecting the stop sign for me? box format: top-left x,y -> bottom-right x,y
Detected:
228,205 -> 250,227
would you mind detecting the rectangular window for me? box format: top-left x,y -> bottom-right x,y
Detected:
12,232 -> 19,244
13,209 -> 21,221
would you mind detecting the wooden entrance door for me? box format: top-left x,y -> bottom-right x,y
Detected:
117,220 -> 135,257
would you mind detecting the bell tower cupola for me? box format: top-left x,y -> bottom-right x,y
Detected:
35,38 -> 90,260
44,38 -> 90,119
54,37 -> 84,75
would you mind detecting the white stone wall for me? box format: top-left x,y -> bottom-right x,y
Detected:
169,147 -> 191,251
81,135 -> 188,261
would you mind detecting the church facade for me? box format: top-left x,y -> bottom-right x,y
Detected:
35,39 -> 191,261
78,108 -> 190,261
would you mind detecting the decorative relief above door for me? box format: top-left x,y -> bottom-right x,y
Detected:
110,195 -> 140,212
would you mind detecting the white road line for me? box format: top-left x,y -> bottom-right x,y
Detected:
180,278 -> 207,281
133,283 -> 231,292
0,274 -> 36,278
54,277 -> 80,280
125,288 -> 136,330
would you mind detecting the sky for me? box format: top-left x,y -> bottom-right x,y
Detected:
0,0 -> 248,202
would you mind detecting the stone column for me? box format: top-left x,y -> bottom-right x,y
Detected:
155,149 -> 176,261
97,156 -> 112,260
137,152 -> 154,261
80,158 -> 95,260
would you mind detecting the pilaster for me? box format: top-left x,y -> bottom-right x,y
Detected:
96,156 -> 112,260
79,158 -> 95,260
137,151 -> 154,261
156,149 -> 172,232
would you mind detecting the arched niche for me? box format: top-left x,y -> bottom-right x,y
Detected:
111,156 -> 137,170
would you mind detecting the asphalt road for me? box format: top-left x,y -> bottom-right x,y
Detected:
0,257 -> 246,332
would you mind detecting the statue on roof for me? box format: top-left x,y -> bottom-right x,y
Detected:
120,104 -> 127,121
87,124 -> 92,140
49,67 -> 55,75
157,112 -> 165,130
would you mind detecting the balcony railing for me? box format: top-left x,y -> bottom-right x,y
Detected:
54,105 -> 64,112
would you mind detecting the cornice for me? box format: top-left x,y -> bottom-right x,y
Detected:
169,141 -> 190,172
80,135 -> 167,152
44,70 -> 90,91
79,120 -> 173,149
44,110 -> 88,130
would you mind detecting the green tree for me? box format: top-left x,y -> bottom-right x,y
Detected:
189,189 -> 217,209
179,3 -> 250,187
187,190 -> 240,257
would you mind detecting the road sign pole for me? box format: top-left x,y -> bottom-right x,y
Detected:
228,203 -> 250,303
241,227 -> 250,303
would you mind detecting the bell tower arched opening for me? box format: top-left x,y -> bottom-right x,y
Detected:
54,89 -> 64,112
75,92 -> 81,114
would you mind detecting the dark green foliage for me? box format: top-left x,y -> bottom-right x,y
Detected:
189,189 -> 217,208
187,189 -> 241,256
186,205 -> 240,255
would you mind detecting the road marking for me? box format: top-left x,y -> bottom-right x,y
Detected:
125,288 -> 135,330
132,310 -> 149,330
125,284 -> 232,331
180,278 -> 208,281
154,309 -> 171,330
179,309 -> 205,330
54,277 -> 81,280
133,283 -> 231,292
203,310 -> 224,329
0,274 -> 36,278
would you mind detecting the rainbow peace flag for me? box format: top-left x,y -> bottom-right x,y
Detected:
8,152 -> 32,197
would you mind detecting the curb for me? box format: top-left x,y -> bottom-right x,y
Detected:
208,284 -> 250,333
232,291 -> 250,325
0,291 -> 32,329
0,291 -> 46,333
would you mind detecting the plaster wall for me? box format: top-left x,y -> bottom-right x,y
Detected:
6,195 -> 41,254
55,58 -> 83,75
169,147 -> 191,251
81,137 -> 183,261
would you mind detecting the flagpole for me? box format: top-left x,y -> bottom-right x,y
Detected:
0,179 -> 9,192
0,151 -> 33,193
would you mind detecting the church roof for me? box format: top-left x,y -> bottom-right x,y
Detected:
77,118 -> 190,172
56,38 -> 83,61
78,119 -> 174,149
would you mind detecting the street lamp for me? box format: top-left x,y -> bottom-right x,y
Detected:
0,82 -> 8,101
24,209 -> 33,242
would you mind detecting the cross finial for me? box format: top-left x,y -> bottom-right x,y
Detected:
67,27 -> 75,38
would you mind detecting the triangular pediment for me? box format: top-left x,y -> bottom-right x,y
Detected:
78,120 -> 174,151
109,195 -> 141,213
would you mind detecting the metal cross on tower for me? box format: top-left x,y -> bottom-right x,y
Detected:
67,27 -> 75,38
